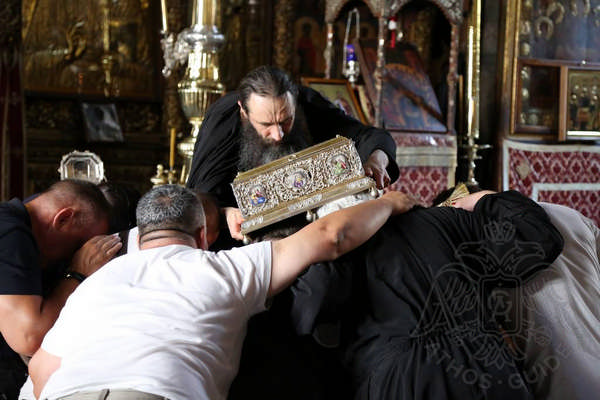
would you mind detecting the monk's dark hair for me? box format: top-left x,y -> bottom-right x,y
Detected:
98,182 -> 141,233
248,213 -> 308,243
238,65 -> 299,112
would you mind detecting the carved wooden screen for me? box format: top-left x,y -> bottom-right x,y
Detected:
500,0 -> 600,141
323,0 -> 463,131
22,0 -> 160,99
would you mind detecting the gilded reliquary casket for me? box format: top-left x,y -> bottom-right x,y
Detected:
231,136 -> 377,236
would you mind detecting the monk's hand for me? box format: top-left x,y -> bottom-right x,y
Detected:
223,207 -> 244,241
379,191 -> 418,216
364,149 -> 391,189
69,234 -> 122,276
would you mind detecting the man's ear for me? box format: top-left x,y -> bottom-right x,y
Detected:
195,226 -> 208,250
238,101 -> 247,117
52,208 -> 75,231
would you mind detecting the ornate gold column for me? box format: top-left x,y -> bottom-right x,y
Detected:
162,0 -> 187,142
272,0 -> 294,71
375,15 -> 386,127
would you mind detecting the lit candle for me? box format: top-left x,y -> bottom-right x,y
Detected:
466,26 -> 474,137
160,0 -> 168,32
169,128 -> 176,169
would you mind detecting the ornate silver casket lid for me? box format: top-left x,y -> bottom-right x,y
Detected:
231,136 -> 377,236
58,150 -> 105,184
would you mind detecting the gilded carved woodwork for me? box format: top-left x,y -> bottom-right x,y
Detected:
500,0 -> 600,140
273,0 -> 294,71
324,0 -> 463,130
245,0 -> 262,70
325,0 -> 462,23
388,0 -> 463,24
22,0 -> 158,98
24,96 -> 164,195
325,0 -> 379,22
220,0 -> 245,89
1,0 -> 21,46
163,0 -> 188,137
218,0 -> 271,90
0,0 -> 25,199
403,7 -> 434,68
19,0 -> 190,196
25,99 -> 160,134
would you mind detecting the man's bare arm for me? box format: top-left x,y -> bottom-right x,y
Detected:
0,235 -> 121,355
269,191 -> 415,296
29,347 -> 61,399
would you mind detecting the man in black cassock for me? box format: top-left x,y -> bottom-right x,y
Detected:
283,189 -> 564,400
232,189 -> 563,400
186,65 -> 399,210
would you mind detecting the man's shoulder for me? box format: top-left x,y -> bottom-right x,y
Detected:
0,198 -> 28,221
297,85 -> 322,104
210,242 -> 272,275
201,91 -> 242,131
214,241 -> 271,259
0,199 -> 34,240
539,201 -> 581,218
539,202 -> 597,233
209,91 -> 240,113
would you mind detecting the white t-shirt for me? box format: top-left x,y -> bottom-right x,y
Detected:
40,242 -> 272,400
126,226 -> 139,253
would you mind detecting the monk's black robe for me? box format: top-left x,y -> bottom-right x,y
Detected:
186,87 -> 399,207
228,191 -> 563,400
285,190 -> 564,400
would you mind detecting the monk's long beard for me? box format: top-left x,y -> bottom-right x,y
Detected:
238,112 -> 312,172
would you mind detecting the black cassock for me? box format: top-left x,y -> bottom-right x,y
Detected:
186,86 -> 399,208
229,191 -> 564,400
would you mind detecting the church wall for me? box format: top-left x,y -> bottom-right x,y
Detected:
10,0 -> 596,222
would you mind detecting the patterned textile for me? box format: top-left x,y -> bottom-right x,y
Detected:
503,139 -> 600,226
390,132 -> 457,205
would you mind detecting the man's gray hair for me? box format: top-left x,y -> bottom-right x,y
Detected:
136,185 -> 205,237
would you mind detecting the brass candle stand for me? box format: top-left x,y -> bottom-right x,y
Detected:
156,0 -> 225,186
460,0 -> 491,185
150,128 -> 179,187
150,164 -> 180,187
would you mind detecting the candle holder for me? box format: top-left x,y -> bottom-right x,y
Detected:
342,8 -> 360,86
150,164 -> 180,187
460,136 -> 491,185
159,0 -> 225,186
460,0 -> 491,186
